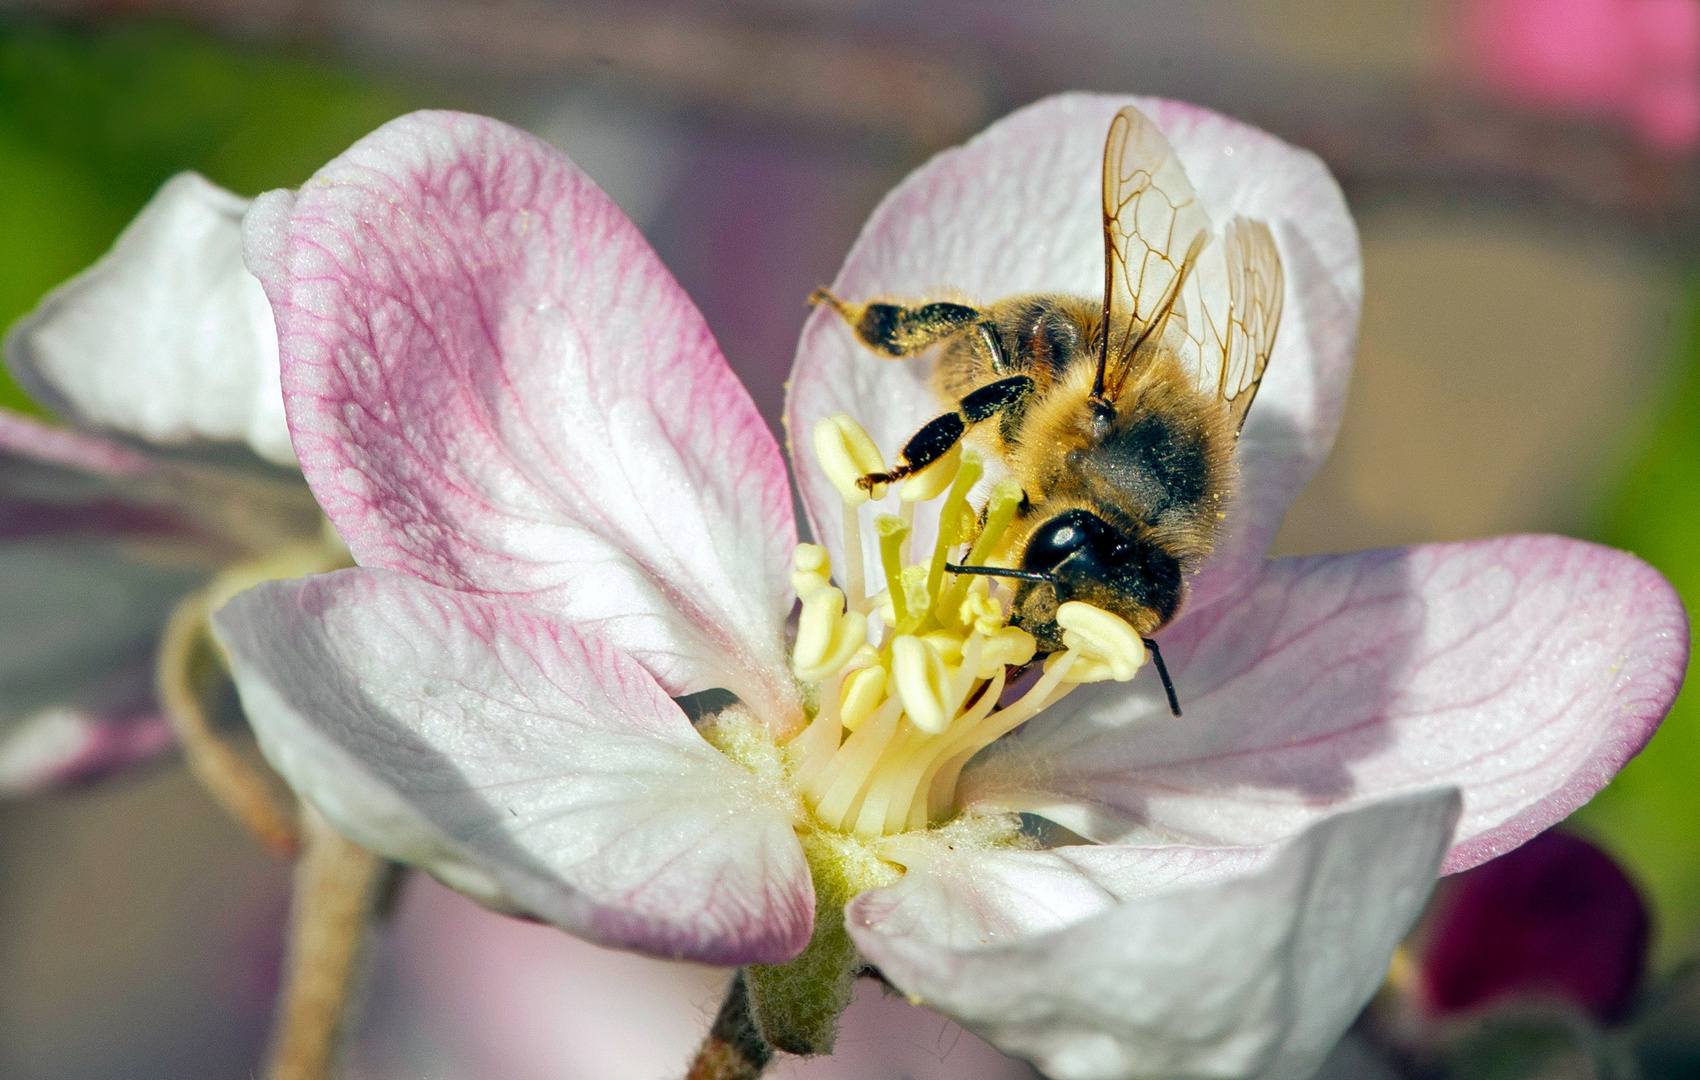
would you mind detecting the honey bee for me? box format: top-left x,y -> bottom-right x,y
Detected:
811,105 -> 1284,715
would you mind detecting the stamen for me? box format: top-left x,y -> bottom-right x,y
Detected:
778,456 -> 1157,839
898,442 -> 962,502
815,414 -> 889,611
812,414 -> 886,506
1056,601 -> 1146,681
964,480 -> 1025,568
791,543 -> 832,600
839,666 -> 886,732
841,504 -> 867,610
941,479 -> 1024,617
890,635 -> 951,735
792,586 -> 867,683
876,515 -> 911,629
926,451 -> 984,600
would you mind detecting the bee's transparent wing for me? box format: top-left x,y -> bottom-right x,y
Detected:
1098,105 -> 1211,401
1173,216 -> 1284,433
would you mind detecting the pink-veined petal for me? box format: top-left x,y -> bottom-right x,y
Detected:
244,111 -> 800,729
962,536 -> 1687,874
4,174 -> 292,466
785,93 -> 1359,609
849,790 -> 1459,1080
212,567 -> 813,965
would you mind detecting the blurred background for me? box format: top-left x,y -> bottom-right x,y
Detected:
0,1 -> 1695,1077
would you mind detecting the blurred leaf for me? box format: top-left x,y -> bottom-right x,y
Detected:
0,19 -> 416,416
1572,278 -> 1700,966
1441,1008 -> 1637,1080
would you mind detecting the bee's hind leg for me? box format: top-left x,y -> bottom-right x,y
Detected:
858,375 -> 1034,490
811,289 -> 991,360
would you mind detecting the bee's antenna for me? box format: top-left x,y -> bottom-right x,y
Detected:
944,563 -> 1052,583
1143,638 -> 1182,717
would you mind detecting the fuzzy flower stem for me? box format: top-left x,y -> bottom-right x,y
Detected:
156,585 -> 300,857
685,972 -> 774,1080
263,807 -> 397,1080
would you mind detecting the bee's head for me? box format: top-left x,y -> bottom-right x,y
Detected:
1009,508 -> 1183,650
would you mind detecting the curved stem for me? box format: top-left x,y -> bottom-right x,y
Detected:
264,807 -> 397,1080
156,585 -> 299,856
686,972 -> 773,1080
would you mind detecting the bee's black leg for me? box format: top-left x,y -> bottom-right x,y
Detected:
1143,638 -> 1182,717
811,290 -> 984,357
859,376 -> 1035,490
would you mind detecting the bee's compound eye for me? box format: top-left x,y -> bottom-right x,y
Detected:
1023,509 -> 1115,574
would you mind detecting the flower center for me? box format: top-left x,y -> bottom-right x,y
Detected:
784,413 -> 1149,838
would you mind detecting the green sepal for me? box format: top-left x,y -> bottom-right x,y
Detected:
743,830 -> 898,1055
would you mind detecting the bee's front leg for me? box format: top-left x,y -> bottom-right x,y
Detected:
858,376 -> 1034,490
811,289 -> 1001,363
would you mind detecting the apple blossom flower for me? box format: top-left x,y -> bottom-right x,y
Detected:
212,97 -> 1686,1078
0,172 -> 336,825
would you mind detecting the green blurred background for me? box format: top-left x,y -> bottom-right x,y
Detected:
0,6 -> 1692,1078
0,22 -> 413,417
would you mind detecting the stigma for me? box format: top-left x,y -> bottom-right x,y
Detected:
785,413 -> 1150,839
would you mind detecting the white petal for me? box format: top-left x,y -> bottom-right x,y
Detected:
213,568 -> 813,965
849,790 -> 1460,1080
961,537 -> 1686,873
4,173 -> 293,466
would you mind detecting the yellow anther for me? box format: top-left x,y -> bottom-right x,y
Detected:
790,543 -> 833,600
793,586 -> 869,682
920,630 -> 965,667
899,442 -> 962,503
977,625 -> 1036,677
813,414 -> 888,506
839,665 -> 887,732
1056,601 -> 1147,682
871,588 -> 895,625
958,577 -> 1006,635
890,634 -> 953,735
846,642 -> 881,671
1047,652 -> 1118,683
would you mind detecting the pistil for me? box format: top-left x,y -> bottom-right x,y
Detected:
791,414 -> 1153,838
